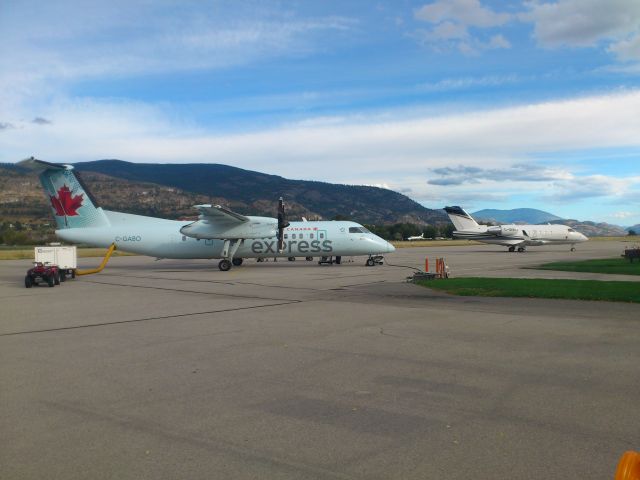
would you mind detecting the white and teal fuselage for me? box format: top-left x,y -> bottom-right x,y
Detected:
56,209 -> 395,259
22,158 -> 395,263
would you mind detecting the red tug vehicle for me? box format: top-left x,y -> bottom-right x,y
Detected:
25,262 -> 61,288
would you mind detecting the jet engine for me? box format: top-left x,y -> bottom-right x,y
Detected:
486,225 -> 520,236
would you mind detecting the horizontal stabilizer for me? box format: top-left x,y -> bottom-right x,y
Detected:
18,157 -> 70,172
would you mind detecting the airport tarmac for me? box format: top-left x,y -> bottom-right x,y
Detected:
1,240 -> 639,479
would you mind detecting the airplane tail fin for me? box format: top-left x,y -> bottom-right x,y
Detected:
444,206 -> 480,231
18,157 -> 109,230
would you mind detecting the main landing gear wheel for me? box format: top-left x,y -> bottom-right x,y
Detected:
335,256 -> 342,265
305,256 -> 313,261
366,258 -> 375,267
232,258 -> 243,266
508,246 -> 516,252
570,247 -> 576,252
517,247 -> 526,252
288,256 -> 296,261
218,259 -> 232,271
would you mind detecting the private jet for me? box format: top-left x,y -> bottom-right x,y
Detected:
406,233 -> 425,241
444,206 -> 588,252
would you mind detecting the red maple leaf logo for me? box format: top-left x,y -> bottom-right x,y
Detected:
50,185 -> 83,217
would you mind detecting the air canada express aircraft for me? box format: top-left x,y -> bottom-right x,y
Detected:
444,206 -> 588,252
21,158 -> 395,271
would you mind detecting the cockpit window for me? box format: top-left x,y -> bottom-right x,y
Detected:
567,228 -> 575,232
349,227 -> 369,234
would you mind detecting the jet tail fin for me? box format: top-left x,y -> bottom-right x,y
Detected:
444,206 -> 480,231
18,157 -> 109,230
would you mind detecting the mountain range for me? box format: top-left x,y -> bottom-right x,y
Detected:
0,160 -> 446,226
1,161 -> 635,237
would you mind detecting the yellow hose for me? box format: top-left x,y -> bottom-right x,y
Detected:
75,243 -> 117,276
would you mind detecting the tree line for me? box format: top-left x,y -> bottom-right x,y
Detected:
0,221 -> 56,246
364,223 -> 455,241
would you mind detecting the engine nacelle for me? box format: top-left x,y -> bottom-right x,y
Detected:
487,225 -> 520,236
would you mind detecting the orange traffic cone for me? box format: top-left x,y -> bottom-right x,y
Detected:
616,451 -> 640,480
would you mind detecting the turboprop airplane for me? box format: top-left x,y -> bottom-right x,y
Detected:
406,233 -> 425,241
20,158 -> 395,271
444,206 -> 588,252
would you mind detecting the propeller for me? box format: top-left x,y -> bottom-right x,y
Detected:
277,197 -> 290,253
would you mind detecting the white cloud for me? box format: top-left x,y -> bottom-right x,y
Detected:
0,1 -> 354,113
487,34 -> 511,49
543,175 -> 634,202
522,0 -> 640,61
414,0 -> 512,54
415,0 -> 511,28
612,211 -> 639,219
425,21 -> 469,40
608,33 -> 640,62
3,90 -> 640,205
522,0 -> 640,47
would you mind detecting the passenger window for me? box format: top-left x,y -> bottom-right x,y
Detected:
320,233 -> 324,239
310,233 -> 314,239
284,234 -> 288,239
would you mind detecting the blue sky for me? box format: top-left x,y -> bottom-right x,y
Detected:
1,0 -> 640,225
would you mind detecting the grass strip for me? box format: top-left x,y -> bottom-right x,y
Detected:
535,258 -> 640,276
0,248 -> 136,261
416,277 -> 640,303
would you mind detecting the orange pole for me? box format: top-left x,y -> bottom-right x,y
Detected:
615,451 -> 640,480
425,258 -> 429,273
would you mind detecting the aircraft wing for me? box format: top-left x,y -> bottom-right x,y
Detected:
193,204 -> 250,223
180,204 -> 277,240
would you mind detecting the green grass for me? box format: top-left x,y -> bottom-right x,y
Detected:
416,277 -> 640,303
535,258 -> 640,276
0,247 -> 136,261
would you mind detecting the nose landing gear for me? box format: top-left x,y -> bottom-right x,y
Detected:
366,255 -> 384,266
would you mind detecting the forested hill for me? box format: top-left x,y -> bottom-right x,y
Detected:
0,160 -> 446,226
73,160 -> 446,224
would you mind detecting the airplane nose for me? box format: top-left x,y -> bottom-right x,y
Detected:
386,241 -> 395,253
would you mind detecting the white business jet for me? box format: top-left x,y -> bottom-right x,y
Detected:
406,233 -> 425,241
444,206 -> 588,252
20,158 -> 395,271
